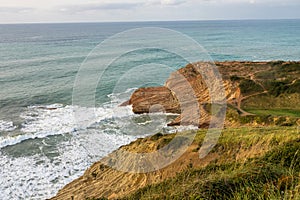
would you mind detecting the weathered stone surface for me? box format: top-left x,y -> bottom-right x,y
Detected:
128,87 -> 181,114
125,62 -> 240,127
51,61 -> 300,200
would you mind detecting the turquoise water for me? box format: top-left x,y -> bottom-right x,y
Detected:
1,20 -> 300,119
0,20 -> 300,199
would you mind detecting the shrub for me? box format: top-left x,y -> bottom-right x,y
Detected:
239,79 -> 264,95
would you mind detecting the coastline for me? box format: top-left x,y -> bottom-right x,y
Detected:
51,61 -> 300,199
51,126 -> 300,199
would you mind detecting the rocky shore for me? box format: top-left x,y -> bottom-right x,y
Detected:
51,61 -> 300,199
124,61 -> 300,127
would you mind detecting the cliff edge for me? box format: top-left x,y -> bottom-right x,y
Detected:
51,61 -> 300,200
125,61 -> 300,127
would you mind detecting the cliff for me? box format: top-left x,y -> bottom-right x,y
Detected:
51,127 -> 300,200
51,61 -> 300,200
125,61 -> 300,127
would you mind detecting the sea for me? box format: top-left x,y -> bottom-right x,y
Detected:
0,19 -> 300,199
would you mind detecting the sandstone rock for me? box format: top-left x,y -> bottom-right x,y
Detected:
124,62 -> 239,127
128,87 -> 180,114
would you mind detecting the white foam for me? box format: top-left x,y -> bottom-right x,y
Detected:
20,104 -> 77,134
0,100 -> 138,199
0,91 -> 198,199
0,99 -> 188,150
0,104 -> 79,149
2,104 -> 134,149
167,125 -> 199,133
0,120 -> 17,132
0,88 -> 136,149
0,131 -> 137,200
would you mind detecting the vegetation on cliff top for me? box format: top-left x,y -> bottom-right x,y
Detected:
121,127 -> 300,200
84,126 -> 300,200
53,61 -> 300,200
126,61 -> 300,127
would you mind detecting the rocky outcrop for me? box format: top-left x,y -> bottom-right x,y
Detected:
125,61 -> 300,127
124,87 -> 181,114
51,61 -> 300,200
125,62 -> 241,127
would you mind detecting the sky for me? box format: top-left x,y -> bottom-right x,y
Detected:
0,0 -> 300,23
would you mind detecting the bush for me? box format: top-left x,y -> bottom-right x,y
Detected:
239,79 -> 264,95
230,75 -> 243,82
268,81 -> 289,97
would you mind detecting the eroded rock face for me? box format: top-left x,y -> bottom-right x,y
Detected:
51,61 -> 300,200
124,61 -> 300,127
128,87 -> 181,114
51,133 -> 217,200
125,62 -> 239,127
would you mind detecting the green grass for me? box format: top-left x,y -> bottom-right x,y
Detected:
121,127 -> 300,200
245,108 -> 300,118
242,93 -> 300,110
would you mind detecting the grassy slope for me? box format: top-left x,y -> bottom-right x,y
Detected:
244,108 -> 300,118
87,127 -> 300,200
67,61 -> 300,200
222,61 -> 300,115
90,61 -> 300,200
122,127 -> 300,200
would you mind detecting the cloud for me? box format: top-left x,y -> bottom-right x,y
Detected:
58,0 -> 188,13
204,0 -> 300,4
0,6 -> 34,13
58,2 -> 143,13
160,0 -> 187,5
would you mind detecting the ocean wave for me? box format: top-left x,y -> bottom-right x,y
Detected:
0,120 -> 17,132
0,131 -> 136,200
0,102 -> 134,149
0,102 -> 196,199
0,131 -> 61,150
0,54 -> 86,67
167,125 -> 199,133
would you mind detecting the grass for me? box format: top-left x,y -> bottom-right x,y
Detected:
120,127 -> 300,200
245,108 -> 300,118
226,107 -> 299,126
242,93 -> 300,110
71,61 -> 300,200
83,128 -> 300,200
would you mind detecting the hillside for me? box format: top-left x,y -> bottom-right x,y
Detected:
125,61 -> 300,127
51,127 -> 300,200
123,127 -> 300,200
51,61 -> 300,200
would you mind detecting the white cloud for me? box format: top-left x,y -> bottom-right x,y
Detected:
0,0 -> 299,23
160,0 -> 187,5
0,6 -> 34,13
58,2 -> 143,13
57,0 -> 189,13
207,0 -> 300,4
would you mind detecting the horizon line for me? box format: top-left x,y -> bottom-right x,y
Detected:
1,18 -> 300,25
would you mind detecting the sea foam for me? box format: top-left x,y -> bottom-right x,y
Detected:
0,90 -> 194,199
0,120 -> 17,132
0,102 -> 134,149
0,131 -> 136,199
0,101 -> 137,199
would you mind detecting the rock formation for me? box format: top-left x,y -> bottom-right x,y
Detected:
125,62 -> 241,127
51,61 -> 300,200
124,61 -> 300,127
